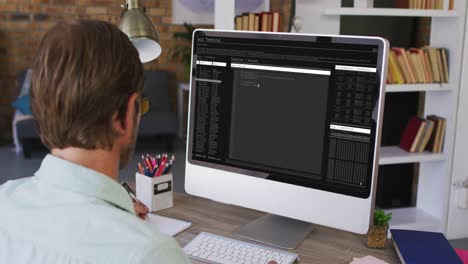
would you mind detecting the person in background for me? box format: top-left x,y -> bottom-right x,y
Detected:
0,19 -> 190,264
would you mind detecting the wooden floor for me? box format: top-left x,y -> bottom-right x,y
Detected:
159,193 -> 400,264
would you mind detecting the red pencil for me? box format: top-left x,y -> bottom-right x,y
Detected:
155,161 -> 166,177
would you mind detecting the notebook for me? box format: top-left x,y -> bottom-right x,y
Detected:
350,255 -> 388,264
391,229 -> 462,264
145,214 -> 192,237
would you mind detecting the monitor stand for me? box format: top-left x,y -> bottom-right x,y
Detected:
232,214 -> 314,249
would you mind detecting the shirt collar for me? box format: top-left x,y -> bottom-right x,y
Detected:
35,154 -> 135,215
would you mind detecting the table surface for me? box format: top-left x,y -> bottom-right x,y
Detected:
156,193 -> 400,264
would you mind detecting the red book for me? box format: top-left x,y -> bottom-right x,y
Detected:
395,0 -> 409,8
400,117 -> 424,152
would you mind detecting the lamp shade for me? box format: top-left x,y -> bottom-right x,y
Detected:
119,3 -> 161,63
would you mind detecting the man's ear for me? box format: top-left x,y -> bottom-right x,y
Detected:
112,92 -> 139,136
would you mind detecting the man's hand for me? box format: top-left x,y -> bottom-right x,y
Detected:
133,201 -> 149,220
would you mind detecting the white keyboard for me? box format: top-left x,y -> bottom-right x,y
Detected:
183,232 -> 299,264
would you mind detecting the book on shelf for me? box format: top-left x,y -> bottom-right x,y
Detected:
400,115 -> 446,153
241,14 -> 249,31
260,12 -> 270,31
388,50 -> 405,84
417,118 -> 435,152
234,11 -> 282,32
387,47 -> 449,85
405,0 -> 449,9
400,117 -> 425,152
272,12 -> 280,32
248,13 -> 255,31
254,14 -> 260,31
235,16 -> 242,30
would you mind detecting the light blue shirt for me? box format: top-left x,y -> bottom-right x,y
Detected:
0,154 -> 190,264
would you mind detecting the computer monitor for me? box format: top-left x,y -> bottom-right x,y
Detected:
185,30 -> 388,249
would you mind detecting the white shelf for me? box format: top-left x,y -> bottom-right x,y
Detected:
385,207 -> 443,237
379,146 -> 447,165
324,8 -> 459,17
386,83 -> 450,93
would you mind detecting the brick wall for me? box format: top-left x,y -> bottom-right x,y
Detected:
0,0 -> 290,143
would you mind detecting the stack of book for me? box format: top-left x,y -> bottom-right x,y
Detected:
234,12 -> 282,32
396,0 -> 454,9
387,47 -> 449,84
400,115 -> 446,153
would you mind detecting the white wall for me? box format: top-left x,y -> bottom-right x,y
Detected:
447,15 -> 468,238
295,0 -> 341,35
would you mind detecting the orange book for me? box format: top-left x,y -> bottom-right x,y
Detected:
411,48 -> 433,83
409,49 -> 425,82
421,50 -> 434,83
405,50 -> 419,82
266,13 -> 273,31
427,0 -> 434,9
260,12 -> 269,31
392,48 -> 414,83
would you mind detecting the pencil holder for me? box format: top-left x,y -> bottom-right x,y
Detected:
135,172 -> 173,212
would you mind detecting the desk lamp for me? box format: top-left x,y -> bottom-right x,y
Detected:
119,0 -> 161,63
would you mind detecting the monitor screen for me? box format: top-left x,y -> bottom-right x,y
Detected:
188,31 -> 385,199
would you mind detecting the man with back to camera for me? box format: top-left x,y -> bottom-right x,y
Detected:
0,19 -> 190,263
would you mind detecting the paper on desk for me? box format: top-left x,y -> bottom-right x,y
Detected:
145,214 -> 192,237
350,255 -> 389,264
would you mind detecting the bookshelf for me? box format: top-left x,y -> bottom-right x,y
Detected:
294,0 -> 466,238
379,146 -> 446,165
213,0 -> 466,238
384,207 -> 443,235
386,83 -> 450,93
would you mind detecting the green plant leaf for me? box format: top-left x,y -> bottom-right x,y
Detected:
373,209 -> 392,226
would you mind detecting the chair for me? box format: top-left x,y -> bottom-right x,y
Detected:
137,70 -> 178,151
16,70 -> 178,158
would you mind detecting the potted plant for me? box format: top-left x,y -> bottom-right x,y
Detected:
171,22 -> 197,81
367,209 -> 392,249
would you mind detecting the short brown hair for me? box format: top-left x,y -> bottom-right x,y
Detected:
31,19 -> 144,150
